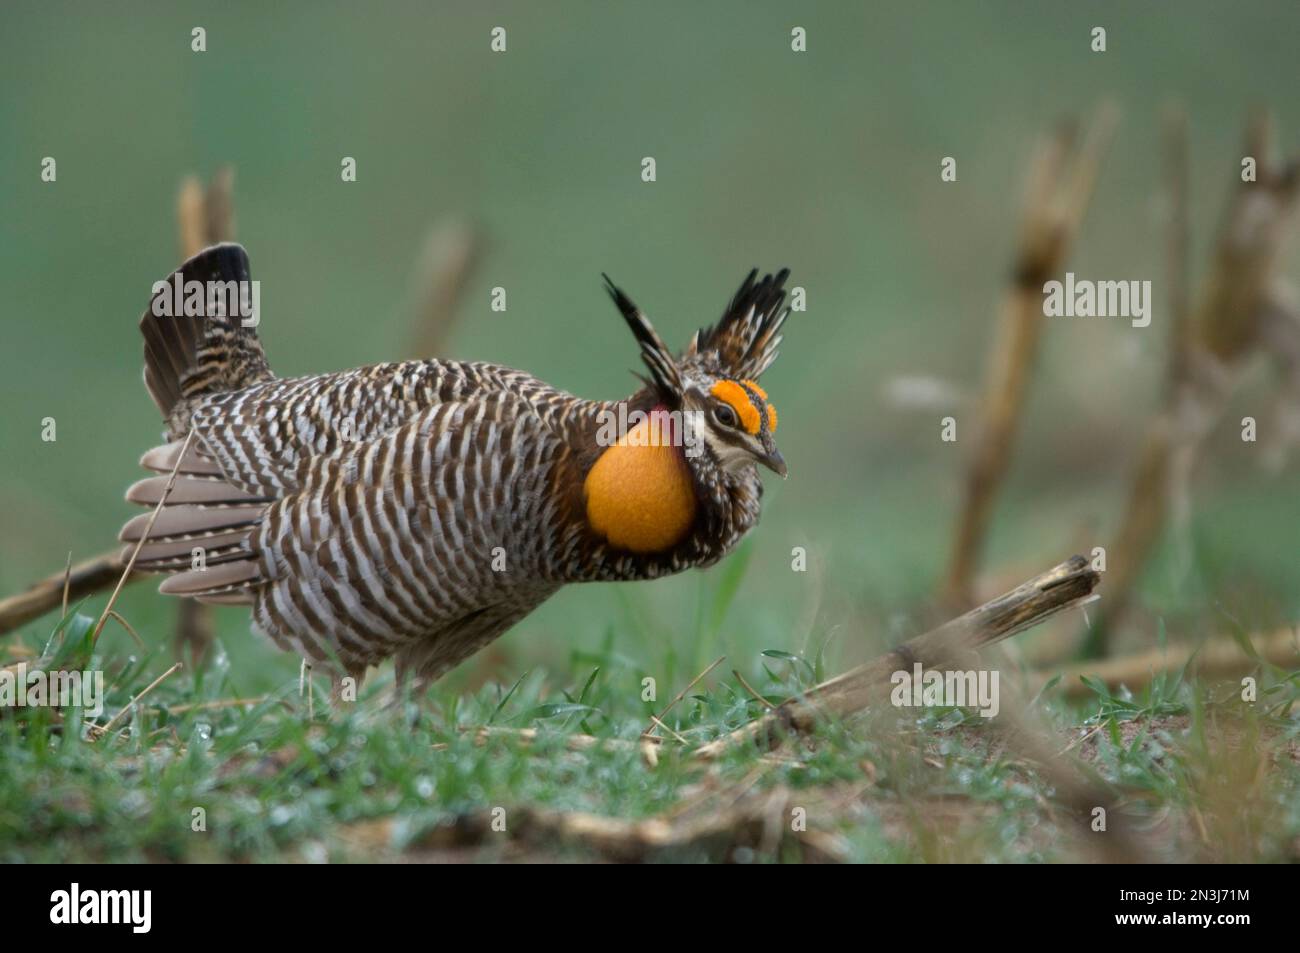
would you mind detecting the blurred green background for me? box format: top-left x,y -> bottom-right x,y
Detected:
3,1 -> 1299,692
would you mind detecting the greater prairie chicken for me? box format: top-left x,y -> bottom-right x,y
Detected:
122,244 -> 790,691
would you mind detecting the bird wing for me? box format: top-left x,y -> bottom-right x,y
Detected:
688,269 -> 791,379
182,359 -> 575,498
135,389 -> 564,669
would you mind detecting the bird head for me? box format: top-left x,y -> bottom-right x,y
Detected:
603,268 -> 789,479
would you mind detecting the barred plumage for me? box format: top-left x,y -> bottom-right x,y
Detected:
123,244 -> 791,691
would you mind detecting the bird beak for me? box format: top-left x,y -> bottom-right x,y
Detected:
757,436 -> 788,478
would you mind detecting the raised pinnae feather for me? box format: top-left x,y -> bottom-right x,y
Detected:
690,268 -> 791,379
602,274 -> 683,397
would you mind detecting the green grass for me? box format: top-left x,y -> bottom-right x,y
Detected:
4,0 -> 1300,865
3,589 -> 1297,863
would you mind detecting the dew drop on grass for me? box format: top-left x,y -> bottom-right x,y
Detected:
416,777 -> 434,799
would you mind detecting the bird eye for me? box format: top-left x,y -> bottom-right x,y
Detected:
713,403 -> 739,428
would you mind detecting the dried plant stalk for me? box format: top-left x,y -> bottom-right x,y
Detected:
406,220 -> 482,359
172,168 -> 238,662
0,553 -> 125,636
1045,628 -> 1297,699
943,105 -> 1118,608
1084,112 -> 1300,656
697,556 -> 1100,759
